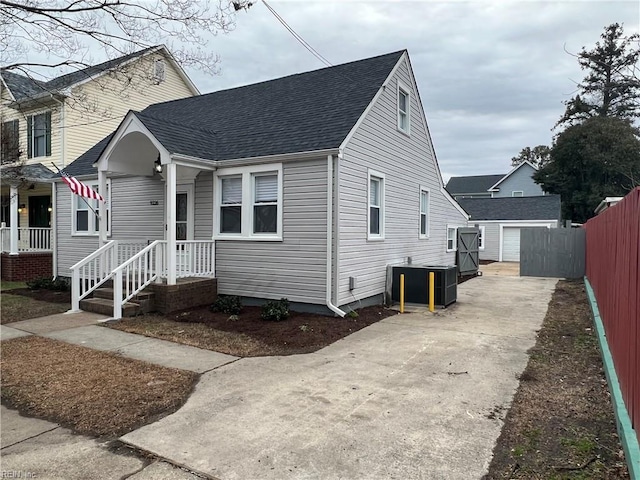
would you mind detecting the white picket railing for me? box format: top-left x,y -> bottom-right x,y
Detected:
70,238 -> 216,319
0,227 -> 52,252
117,241 -> 149,265
70,240 -> 118,311
0,227 -> 9,252
176,241 -> 216,278
112,240 -> 164,319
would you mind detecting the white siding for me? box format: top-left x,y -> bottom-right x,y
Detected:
215,159 -> 328,304
338,57 -> 467,306
194,172 -> 213,240
55,174 -> 165,276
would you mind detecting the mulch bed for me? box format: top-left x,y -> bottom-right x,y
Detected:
483,280 -> 629,479
1,336 -> 197,438
3,288 -> 71,304
111,305 -> 398,357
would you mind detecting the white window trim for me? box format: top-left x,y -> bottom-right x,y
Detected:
71,179 -> 111,236
512,190 -> 524,197
214,163 -> 283,241
397,81 -> 411,135
446,225 -> 457,252
478,225 -> 485,250
367,169 -> 385,241
419,186 -> 430,239
27,110 -> 52,160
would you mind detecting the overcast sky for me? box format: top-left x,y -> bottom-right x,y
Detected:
185,0 -> 639,182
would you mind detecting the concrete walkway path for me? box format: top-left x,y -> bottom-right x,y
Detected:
480,261 -> 520,276
1,312 -> 237,374
121,275 -> 557,480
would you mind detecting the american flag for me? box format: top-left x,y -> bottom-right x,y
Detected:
60,169 -> 104,202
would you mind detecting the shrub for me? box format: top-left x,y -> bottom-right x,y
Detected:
210,295 -> 242,315
261,298 -> 290,322
26,277 -> 70,291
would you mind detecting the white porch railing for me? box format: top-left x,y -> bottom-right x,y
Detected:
112,240 -> 165,319
176,241 -> 216,278
0,227 -> 52,252
70,240 -> 118,311
70,239 -> 216,319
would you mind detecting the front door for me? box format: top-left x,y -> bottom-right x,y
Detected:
29,195 -> 50,227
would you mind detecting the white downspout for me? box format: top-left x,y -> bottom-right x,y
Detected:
51,181 -> 57,278
326,154 -> 346,317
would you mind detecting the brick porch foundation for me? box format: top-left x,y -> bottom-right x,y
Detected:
150,277 -> 217,314
1,252 -> 53,281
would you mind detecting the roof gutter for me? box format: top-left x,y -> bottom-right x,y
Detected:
326,154 -> 346,317
172,148 -> 339,169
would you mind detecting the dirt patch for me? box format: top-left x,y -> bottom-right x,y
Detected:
1,336 -> 197,437
483,280 -> 629,479
1,293 -> 70,324
110,305 -> 398,357
4,287 -> 71,303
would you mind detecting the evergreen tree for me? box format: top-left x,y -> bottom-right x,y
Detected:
534,116 -> 640,222
557,23 -> 640,127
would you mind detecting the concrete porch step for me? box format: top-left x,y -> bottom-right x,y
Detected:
79,297 -> 141,317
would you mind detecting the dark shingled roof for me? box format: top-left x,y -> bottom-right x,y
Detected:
0,163 -> 57,183
1,46 -> 158,101
446,174 -> 505,195
63,50 -> 405,176
457,195 -> 561,221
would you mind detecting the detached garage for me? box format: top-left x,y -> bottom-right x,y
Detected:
457,196 -> 561,262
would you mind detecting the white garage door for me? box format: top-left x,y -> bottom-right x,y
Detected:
502,227 -> 521,262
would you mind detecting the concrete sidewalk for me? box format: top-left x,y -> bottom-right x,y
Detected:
121,275 -> 557,480
1,406 -> 201,480
1,312 -> 237,374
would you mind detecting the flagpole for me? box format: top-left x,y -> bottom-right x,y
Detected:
51,162 -> 100,219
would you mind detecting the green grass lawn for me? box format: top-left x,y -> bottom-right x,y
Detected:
0,280 -> 27,291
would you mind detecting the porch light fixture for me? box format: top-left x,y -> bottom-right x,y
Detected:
18,203 -> 26,213
48,206 -> 53,212
154,156 -> 163,173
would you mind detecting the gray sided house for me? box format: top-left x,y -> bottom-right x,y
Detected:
446,161 -> 545,199
457,195 -> 561,262
54,51 -> 468,318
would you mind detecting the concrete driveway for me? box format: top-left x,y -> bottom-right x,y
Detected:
122,274 -> 557,480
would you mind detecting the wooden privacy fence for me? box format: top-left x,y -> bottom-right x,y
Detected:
584,187 -> 639,444
520,227 -> 586,278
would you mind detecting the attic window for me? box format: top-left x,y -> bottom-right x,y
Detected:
397,82 -> 410,134
153,59 -> 166,83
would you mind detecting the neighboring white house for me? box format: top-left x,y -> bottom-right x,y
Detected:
457,195 -> 561,262
54,50 -> 468,317
0,45 -> 198,280
446,161 -> 545,199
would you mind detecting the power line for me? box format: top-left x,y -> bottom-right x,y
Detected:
262,0 -> 332,68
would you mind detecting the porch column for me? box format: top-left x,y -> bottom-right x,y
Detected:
166,162 -> 177,285
9,184 -> 18,255
98,169 -> 107,247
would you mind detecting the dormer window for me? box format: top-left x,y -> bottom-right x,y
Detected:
397,83 -> 410,134
153,59 -> 166,83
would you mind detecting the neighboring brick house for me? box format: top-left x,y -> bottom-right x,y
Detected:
0,46 -> 199,280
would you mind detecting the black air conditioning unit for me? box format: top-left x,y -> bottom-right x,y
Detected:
391,265 -> 457,307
